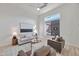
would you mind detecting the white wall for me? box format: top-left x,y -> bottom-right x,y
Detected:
0,4 -> 37,46
38,4 -> 79,46
60,4 -> 79,46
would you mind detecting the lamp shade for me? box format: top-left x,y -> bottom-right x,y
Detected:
13,32 -> 17,36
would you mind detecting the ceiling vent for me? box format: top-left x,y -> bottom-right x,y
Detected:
40,3 -> 48,9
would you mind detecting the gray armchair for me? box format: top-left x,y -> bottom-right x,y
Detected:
47,37 -> 65,53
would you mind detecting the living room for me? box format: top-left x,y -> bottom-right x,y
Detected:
0,3 -> 79,56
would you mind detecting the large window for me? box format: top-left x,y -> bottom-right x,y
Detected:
44,13 -> 60,36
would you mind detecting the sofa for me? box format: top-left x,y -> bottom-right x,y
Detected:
47,37 -> 65,53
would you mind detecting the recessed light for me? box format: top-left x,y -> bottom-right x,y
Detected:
37,8 -> 40,11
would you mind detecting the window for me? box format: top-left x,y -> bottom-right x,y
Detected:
44,13 -> 60,36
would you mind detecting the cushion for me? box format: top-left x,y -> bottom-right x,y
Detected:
56,37 -> 63,42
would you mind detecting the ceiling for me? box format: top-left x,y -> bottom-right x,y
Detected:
0,3 -> 63,16
15,3 -> 50,14
24,3 -> 46,8
17,3 -> 63,15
